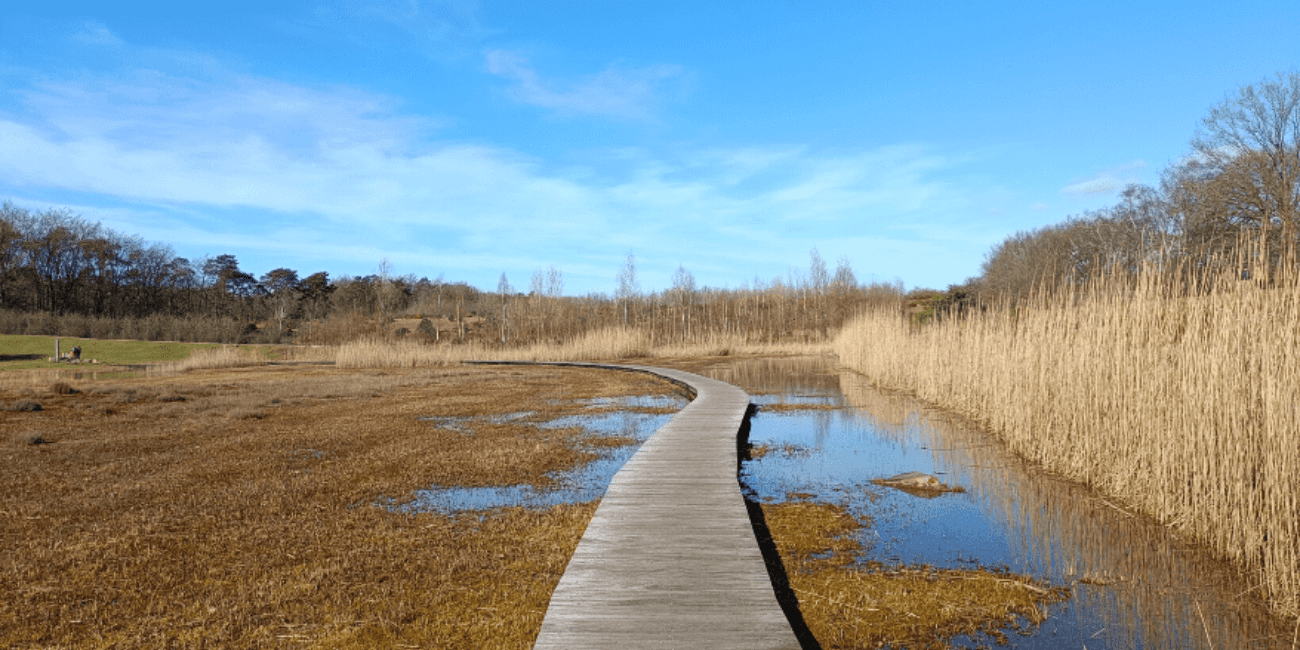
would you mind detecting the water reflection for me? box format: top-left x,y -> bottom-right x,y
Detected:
402,395 -> 687,513
702,357 -> 1295,650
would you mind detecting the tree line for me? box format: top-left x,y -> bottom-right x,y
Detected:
974,72 -> 1300,300
0,202 -> 476,343
0,200 -> 904,345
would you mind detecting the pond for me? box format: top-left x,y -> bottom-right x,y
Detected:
700,356 -> 1296,650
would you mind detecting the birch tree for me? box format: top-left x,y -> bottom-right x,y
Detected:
615,253 -> 638,326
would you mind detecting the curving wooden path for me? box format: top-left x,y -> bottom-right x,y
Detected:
471,361 -> 801,650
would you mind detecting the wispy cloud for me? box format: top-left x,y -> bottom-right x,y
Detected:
71,21 -> 124,46
485,50 -> 685,120
0,42 -> 992,290
1062,160 -> 1145,195
314,0 -> 490,61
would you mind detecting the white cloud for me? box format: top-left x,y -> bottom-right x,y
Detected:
1061,160 -> 1146,195
315,0 -> 490,61
1062,176 -> 1118,194
2,69 -> 594,230
0,48 -> 995,291
72,21 -> 124,46
485,50 -> 684,120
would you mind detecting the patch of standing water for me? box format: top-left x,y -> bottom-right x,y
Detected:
581,395 -> 686,410
750,393 -> 838,408
402,395 -> 687,513
416,411 -> 537,434
703,357 -> 1296,650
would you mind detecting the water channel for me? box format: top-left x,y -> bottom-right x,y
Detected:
701,356 -> 1296,650
407,358 -> 1295,648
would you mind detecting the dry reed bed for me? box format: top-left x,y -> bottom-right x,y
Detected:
834,266 -> 1300,618
0,364 -> 682,649
335,327 -> 829,368
835,370 -> 1297,647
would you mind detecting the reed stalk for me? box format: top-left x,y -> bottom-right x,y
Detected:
334,327 -> 826,368
834,253 -> 1300,617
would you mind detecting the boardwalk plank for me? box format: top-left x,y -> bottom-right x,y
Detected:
510,363 -> 801,650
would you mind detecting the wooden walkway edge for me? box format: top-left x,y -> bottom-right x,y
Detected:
470,361 -> 802,649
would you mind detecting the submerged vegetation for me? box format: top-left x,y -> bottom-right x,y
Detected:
762,500 -> 1066,649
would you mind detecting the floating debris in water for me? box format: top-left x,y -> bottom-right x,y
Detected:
872,471 -> 966,497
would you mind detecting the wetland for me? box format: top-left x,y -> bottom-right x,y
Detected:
700,356 -> 1298,650
3,355 -> 1295,649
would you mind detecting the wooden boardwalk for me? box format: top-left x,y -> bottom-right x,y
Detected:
507,363 -> 802,650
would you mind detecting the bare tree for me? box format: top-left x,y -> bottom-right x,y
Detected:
615,253 -> 639,326
669,264 -> 696,340
0,202 -> 32,310
25,209 -> 91,314
375,259 -> 399,324
529,268 -> 545,297
808,247 -> 830,294
1191,72 -> 1300,273
498,272 -> 512,343
831,257 -> 857,291
546,265 -> 564,297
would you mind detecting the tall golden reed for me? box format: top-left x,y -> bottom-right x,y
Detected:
335,327 -> 825,368
834,259 -> 1300,617
150,345 -> 267,374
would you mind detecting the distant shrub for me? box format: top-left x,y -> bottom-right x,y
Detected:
51,382 -> 78,395
5,401 -> 43,412
417,318 -> 436,338
226,407 -> 266,420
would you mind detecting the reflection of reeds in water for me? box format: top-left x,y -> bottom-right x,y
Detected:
836,370 -> 1296,649
834,261 -> 1300,620
695,355 -> 840,396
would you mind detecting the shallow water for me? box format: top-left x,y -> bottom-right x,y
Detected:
702,356 -> 1297,650
402,394 -> 687,512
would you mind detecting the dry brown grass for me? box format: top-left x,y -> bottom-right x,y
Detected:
146,344 -> 338,376
835,260 -> 1300,617
0,364 -> 682,649
762,500 -> 1066,649
334,327 -> 828,368
148,344 -> 268,374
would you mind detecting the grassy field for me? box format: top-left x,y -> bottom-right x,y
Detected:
1,363 -> 684,649
0,334 -> 309,372
0,334 -> 216,368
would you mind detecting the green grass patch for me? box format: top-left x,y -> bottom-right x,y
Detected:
0,335 -> 221,370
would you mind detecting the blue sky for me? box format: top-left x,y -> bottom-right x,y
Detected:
2,1 -> 1297,295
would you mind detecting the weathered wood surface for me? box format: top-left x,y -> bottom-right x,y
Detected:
472,361 -> 800,649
